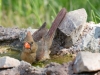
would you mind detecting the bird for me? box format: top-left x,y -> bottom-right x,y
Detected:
35,8 -> 67,61
21,8 -> 67,63
21,31 -> 38,64
32,22 -> 48,42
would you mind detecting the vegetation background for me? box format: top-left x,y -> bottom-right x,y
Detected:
0,0 -> 100,28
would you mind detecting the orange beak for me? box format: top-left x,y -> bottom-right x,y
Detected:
24,42 -> 31,49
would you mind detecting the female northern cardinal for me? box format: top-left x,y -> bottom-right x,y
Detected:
21,8 -> 66,64
21,31 -> 38,64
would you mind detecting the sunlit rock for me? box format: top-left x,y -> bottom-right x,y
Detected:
73,52 -> 100,73
0,56 -> 20,68
71,22 -> 100,52
58,8 -> 87,48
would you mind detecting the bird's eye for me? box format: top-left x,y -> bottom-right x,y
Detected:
30,42 -> 33,44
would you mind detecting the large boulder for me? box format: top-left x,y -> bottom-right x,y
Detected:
73,52 -> 100,73
58,8 -> 87,48
54,22 -> 100,56
50,8 -> 87,55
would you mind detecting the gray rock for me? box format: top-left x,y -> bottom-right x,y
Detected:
0,26 -> 26,41
81,23 -> 100,52
0,26 -> 37,42
0,59 -> 99,75
0,56 -> 20,68
0,69 -> 20,75
73,52 -> 100,73
71,22 -> 100,52
58,8 -> 87,48
17,61 -> 45,75
19,27 -> 37,42
44,62 -> 74,75
0,61 -> 45,75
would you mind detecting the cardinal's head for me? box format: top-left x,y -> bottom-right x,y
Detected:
23,31 -> 35,53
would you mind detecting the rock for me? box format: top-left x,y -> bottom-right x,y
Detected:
0,58 -> 99,75
95,71 -> 100,75
19,27 -> 37,42
45,64 -> 67,75
17,61 -> 45,75
51,22 -> 100,55
0,61 -> 45,75
0,47 -> 8,54
0,56 -> 20,68
70,22 -> 100,52
0,26 -> 26,41
0,69 -> 20,75
80,22 -> 100,52
58,8 -> 87,48
73,52 -> 100,73
50,8 -> 87,55
0,59 -> 74,75
57,48 -> 71,56
44,62 -> 73,75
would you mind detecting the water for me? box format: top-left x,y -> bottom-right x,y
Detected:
0,46 -> 21,60
0,46 -> 73,67
33,54 -> 73,67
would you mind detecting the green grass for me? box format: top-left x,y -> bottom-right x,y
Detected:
0,0 -> 1,20
88,0 -> 100,23
1,0 -> 100,28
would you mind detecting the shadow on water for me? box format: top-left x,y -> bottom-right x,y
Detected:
0,46 -> 73,67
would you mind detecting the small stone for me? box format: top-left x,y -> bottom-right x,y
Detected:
57,48 -> 70,55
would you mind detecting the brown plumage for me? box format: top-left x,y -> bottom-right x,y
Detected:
21,8 -> 67,63
21,31 -> 38,64
32,22 -> 48,42
36,8 -> 67,61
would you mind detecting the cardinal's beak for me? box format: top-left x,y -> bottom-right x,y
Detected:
24,42 -> 31,49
